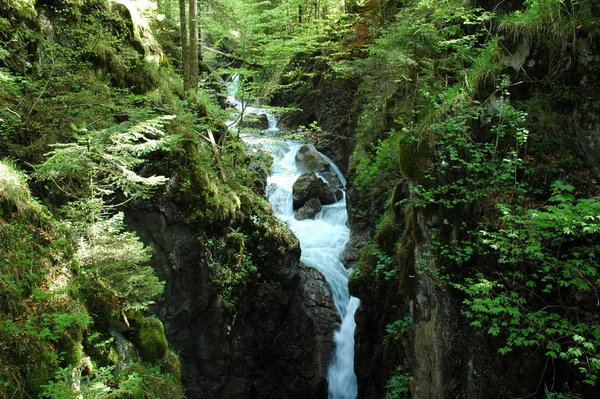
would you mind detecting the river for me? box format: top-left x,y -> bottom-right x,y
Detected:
227,77 -> 360,399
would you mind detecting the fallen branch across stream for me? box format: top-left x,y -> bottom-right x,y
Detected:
202,46 -> 259,67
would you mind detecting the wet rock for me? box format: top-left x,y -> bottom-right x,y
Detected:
295,197 -> 322,220
295,144 -> 330,173
239,112 -> 269,129
319,171 -> 344,202
292,172 -> 338,210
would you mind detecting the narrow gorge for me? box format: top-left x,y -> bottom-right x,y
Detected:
2,0 -> 600,398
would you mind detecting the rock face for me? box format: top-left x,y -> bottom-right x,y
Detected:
125,176 -> 337,399
239,112 -> 269,130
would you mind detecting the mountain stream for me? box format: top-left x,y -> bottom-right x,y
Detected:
227,77 -> 360,399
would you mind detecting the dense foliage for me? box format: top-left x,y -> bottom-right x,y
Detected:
342,0 -> 600,397
3,0 -> 600,396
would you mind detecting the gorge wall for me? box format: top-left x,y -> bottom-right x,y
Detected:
125,155 -> 339,398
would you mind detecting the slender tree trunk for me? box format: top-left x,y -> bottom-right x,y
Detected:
345,0 -> 357,13
285,0 -> 292,33
189,0 -> 199,91
179,0 -> 190,91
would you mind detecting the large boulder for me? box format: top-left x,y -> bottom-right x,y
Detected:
239,112 -> 269,130
295,197 -> 322,220
293,172 -> 339,210
295,145 -> 330,173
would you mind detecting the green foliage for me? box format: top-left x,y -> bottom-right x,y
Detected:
498,0 -> 580,55
457,181 -> 600,385
205,229 -> 259,310
352,130 -> 404,200
385,365 -> 411,399
0,160 -> 93,398
36,115 -> 177,200
41,362 -> 182,399
386,314 -> 411,342
347,0 -> 600,394
412,91 -> 529,210
35,116 -> 173,315
72,202 -> 165,313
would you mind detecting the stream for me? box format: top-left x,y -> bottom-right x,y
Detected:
227,77 -> 359,399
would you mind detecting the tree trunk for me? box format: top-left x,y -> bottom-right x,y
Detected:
345,0 -> 357,14
189,0 -> 199,91
179,0 -> 190,91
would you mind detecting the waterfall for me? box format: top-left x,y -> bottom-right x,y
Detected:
227,77 -> 359,399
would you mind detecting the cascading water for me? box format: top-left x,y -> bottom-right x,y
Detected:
227,76 -> 359,399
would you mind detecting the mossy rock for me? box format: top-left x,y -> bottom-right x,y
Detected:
121,363 -> 184,399
25,360 -> 57,397
128,60 -> 160,94
398,130 -> 431,183
374,210 -> 401,254
60,336 -> 85,367
132,316 -> 168,363
162,349 -> 182,380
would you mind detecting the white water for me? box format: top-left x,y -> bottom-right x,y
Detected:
227,76 -> 359,399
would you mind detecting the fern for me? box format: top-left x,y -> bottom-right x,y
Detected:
36,115 -> 177,200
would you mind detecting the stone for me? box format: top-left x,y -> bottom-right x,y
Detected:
292,172 -> 338,210
295,144 -> 330,173
319,171 -> 344,201
239,112 -> 269,129
295,197 -> 322,220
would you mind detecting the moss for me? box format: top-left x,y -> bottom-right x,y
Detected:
0,160 -> 49,224
25,358 -> 57,397
397,130 -> 431,183
128,59 -> 160,94
60,336 -> 85,367
121,363 -> 184,399
132,315 -> 168,363
395,206 -> 417,299
374,209 -> 401,254
161,349 -> 182,381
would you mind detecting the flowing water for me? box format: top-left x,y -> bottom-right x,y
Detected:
227,77 -> 359,399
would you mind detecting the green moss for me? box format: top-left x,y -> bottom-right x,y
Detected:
120,363 -> 184,399
162,349 -> 182,381
397,130 -> 431,183
129,59 -> 160,94
133,316 -> 168,363
395,206 -> 417,299
60,336 -> 85,367
85,331 -> 119,366
374,209 -> 401,254
0,160 -> 48,223
25,358 -> 57,397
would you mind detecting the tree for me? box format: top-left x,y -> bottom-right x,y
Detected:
189,0 -> 199,90
35,116 -> 176,320
180,0 -> 191,90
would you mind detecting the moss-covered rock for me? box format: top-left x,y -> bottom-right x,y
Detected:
132,316 -> 168,363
